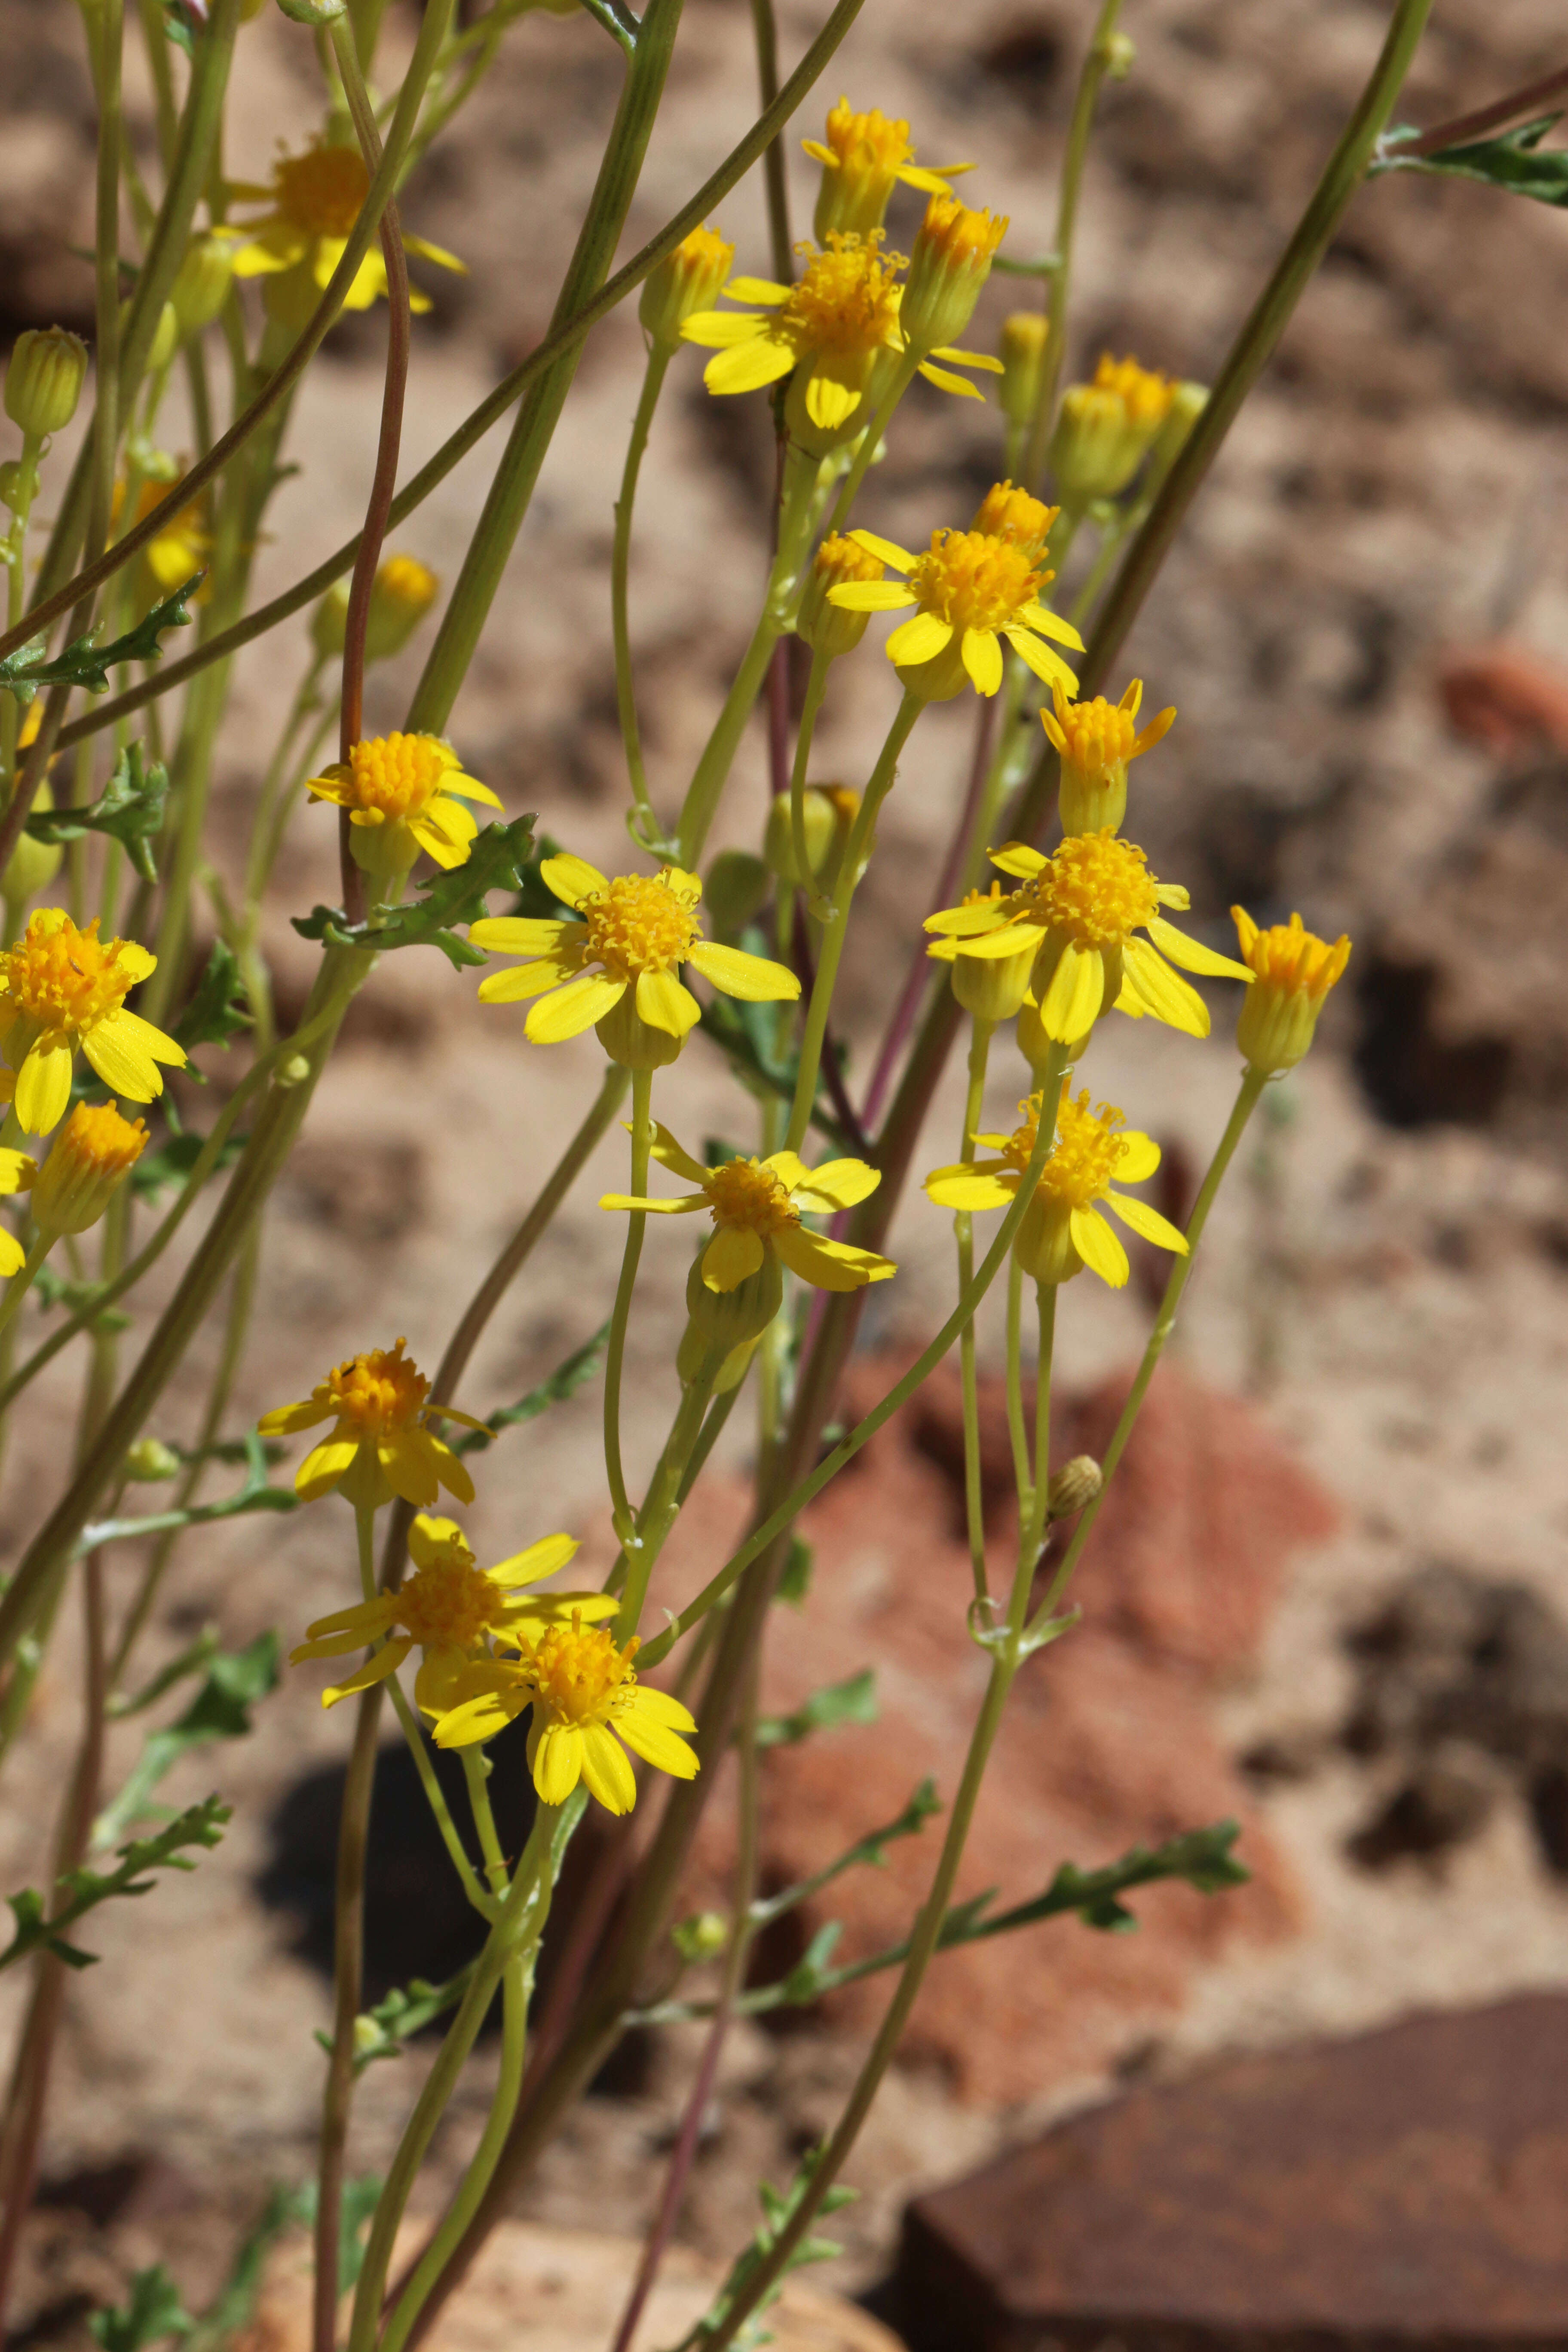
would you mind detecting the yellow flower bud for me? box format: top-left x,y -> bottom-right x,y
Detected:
703,849 -> 770,940
5,329 -> 88,436
31,1100 -> 148,1236
969,480 -> 1056,559
364,554 -> 438,662
1049,354 -> 1176,505
124,1437 -> 181,1482
796,532 -> 885,661
1142,380 -> 1208,498
998,312 -> 1049,431
927,885 -> 1035,1023
764,785 -> 857,890
171,235 -> 237,339
900,194 -> 1007,355
639,225 -> 734,348
1231,908 -> 1351,1075
1041,678 -> 1175,835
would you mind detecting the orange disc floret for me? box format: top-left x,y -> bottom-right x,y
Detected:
705,1157 -> 801,1237
1030,831 -> 1161,949
3,912 -> 142,1034
324,1338 -> 430,1434
274,143 -> 370,237
395,1550 -> 509,1652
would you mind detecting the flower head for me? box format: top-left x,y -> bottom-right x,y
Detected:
803,96 -> 971,242
432,1611 -> 700,1816
925,882 -> 1034,1021
828,522 -> 1082,703
311,554 -> 439,665
471,854 -> 799,1071
901,193 -> 1008,354
1041,678 -> 1175,834
602,1123 -> 894,1294
640,224 -> 735,346
6,328 -> 88,437
1050,353 -> 1176,503
224,139 -> 464,313
925,1085 -> 1188,1289
259,1338 -> 484,1512
289,1513 -> 613,1714
305,733 -> 499,882
31,1100 -> 147,1235
680,233 -> 999,453
925,834 -> 1251,1046
114,473 -> 211,597
970,480 -> 1057,559
0,910 -> 186,1135
796,532 -> 885,662
1232,906 -> 1351,1074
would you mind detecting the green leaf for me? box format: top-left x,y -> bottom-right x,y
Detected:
507,834 -> 572,923
0,574 -> 202,706
673,2149 -> 858,2352
0,1797 -> 229,1974
78,1436 -> 297,1577
775,1535 -> 812,1609
33,1263 -> 132,1334
129,1125 -> 247,1204
988,1819 -> 1251,1938
337,1964 -> 478,2074
89,2266 -> 195,2352
91,1633 -> 279,1848
453,1323 -> 611,1457
109,1629 -> 221,1720
291,815 -> 538,969
754,1669 -> 877,1749
171,940 -> 251,1054
748,1778 -> 940,1932
25,742 -> 169,883
1374,113 -> 1568,207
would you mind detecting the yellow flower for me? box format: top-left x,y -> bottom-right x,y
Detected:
925,1085 -> 1188,1289
802,95 -> 971,242
1050,353 -> 1176,503
926,883 -> 1035,1022
969,480 -> 1057,557
679,233 -> 999,451
310,554 -> 440,665
827,522 -> 1082,702
0,1148 -> 34,1279
925,833 -> 1252,1044
639,223 -> 735,346
31,1100 -> 147,1236
433,1612 -> 699,1817
470,854 -> 799,1071
601,1123 -> 895,1293
288,1512 -> 614,1714
796,532 -> 885,662
901,193 -> 1008,355
0,910 -> 186,1136
1041,678 -> 1175,835
225,140 -> 464,313
258,1338 -> 484,1512
1232,906 -> 1351,1075
114,474 -> 212,597
305,733 -> 500,881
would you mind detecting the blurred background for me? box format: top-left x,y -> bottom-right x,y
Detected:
3,0 -> 1568,2340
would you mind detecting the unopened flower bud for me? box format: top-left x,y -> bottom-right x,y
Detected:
3,736 -> 64,903
31,1101 -> 148,1236
5,328 -> 89,436
998,312 -> 1049,431
764,785 -> 857,890
970,479 -> 1056,559
364,554 -> 438,662
640,224 -> 734,348
1232,907 -> 1351,1075
901,194 -> 1007,355
171,234 -> 236,339
703,849 -> 770,940
927,886 -> 1034,1023
672,1910 -> 729,1961
1041,678 -> 1174,836
796,532 -> 885,662
1142,380 -> 1208,498
1047,1454 -> 1102,1520
124,1437 -> 181,1482
1102,31 -> 1135,77
1049,354 -> 1176,505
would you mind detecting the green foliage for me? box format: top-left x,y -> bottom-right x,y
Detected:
1376,114 -> 1568,207
34,1263 -> 132,1334
507,833 -> 572,922
172,940 -> 252,1055
0,574 -> 202,705
92,1631 -> 281,1847
0,1798 -> 229,1973
25,742 -> 169,883
338,1966 -> 477,2073
775,1534 -> 813,1609
291,815 -> 538,969
90,2266 -> 195,2352
130,1124 -> 248,1204
754,1668 -> 876,1749
674,2149 -> 858,2352
79,1436 -> 297,1577
453,1321 -> 611,1457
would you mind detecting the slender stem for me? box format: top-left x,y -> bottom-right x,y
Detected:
748,0 -> 793,282
1004,1256 -> 1030,1511
84,0 -> 124,600
388,1678 -> 496,1920
612,343 -> 673,842
1025,1281 -> 1056,1568
1401,60 -> 1568,156
1022,0 -> 1123,489
1029,1065 -> 1267,1635
785,694 -> 920,1153
0,1234 -> 54,1341
821,351 -> 920,543
312,1498 -> 388,2352
787,647 -> 831,918
614,1357 -> 719,1643
955,1017 -> 993,1605
604,1066 -> 653,1544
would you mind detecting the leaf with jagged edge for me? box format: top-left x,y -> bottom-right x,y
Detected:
1375,113 -> 1568,208
754,1668 -> 878,1749
291,815 -> 538,969
172,939 -> 252,1055
0,1797 -> 230,1973
25,742 -> 169,882
0,573 -> 202,705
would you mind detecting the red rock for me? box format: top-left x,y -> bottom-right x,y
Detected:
1439,643 -> 1568,758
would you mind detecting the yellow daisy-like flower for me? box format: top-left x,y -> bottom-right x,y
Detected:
0,1147 -> 34,1279
925,834 -> 1252,1044
925,1085 -> 1188,1289
433,1611 -> 700,1818
601,1123 -> 896,1294
1051,352 -> 1176,504
469,854 -> 799,1071
114,474 -> 211,597
970,480 -> 1057,558
0,910 -> 186,1136
304,733 -> 500,881
679,232 -> 1000,450
900,193 -> 1008,355
802,95 -> 971,242
1232,906 -> 1352,1075
827,520 -> 1083,702
30,1099 -> 147,1237
1041,678 -> 1176,835
224,140 -> 464,313
258,1338 -> 484,1512
288,1512 -> 614,1714
639,223 -> 735,347
926,882 -> 1035,1023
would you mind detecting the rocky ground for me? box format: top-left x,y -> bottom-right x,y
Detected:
4,0 -> 1568,2338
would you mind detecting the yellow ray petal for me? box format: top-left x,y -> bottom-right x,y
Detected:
579,1724 -> 638,1814
532,1722 -> 585,1805
788,1157 -> 879,1213
702,1225 -> 765,1291
635,967 -> 702,1035
525,973 -> 628,1043
322,1638 -> 412,1707
1003,627 -> 1078,693
1069,1204 -> 1129,1288
772,1225 -> 895,1290
826,581 -> 917,612
686,941 -> 800,1002
616,1703 -> 699,1779
1039,940 -> 1104,1040
468,916 -> 572,955
703,337 -> 796,395
1115,1131 -> 1161,1183
847,529 -> 914,571
1146,916 -> 1254,982
1119,938 -> 1210,1037
477,959 -> 575,1004
1105,1191 -> 1189,1254
15,1041 -> 74,1134
887,611 -> 954,667
539,853 -> 606,909
923,1166 -> 1016,1212
486,1531 -> 579,1586
649,1123 -> 711,1184
961,628 -> 1004,695
917,360 -> 985,398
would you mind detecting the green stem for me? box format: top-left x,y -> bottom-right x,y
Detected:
1028,1065 -> 1267,1637
955,1016 -> 993,1605
1004,1255 -> 1030,1513
787,646 -> 831,918
613,1355 -> 719,1643
1021,0 -> 1124,489
389,1679 -> 496,1920
0,1234 -> 54,1342
748,0 -> 793,281
784,693 -> 919,1153
612,343 -> 673,845
603,1066 -> 653,1544
821,351 -> 921,542
1024,1280 -> 1056,1568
